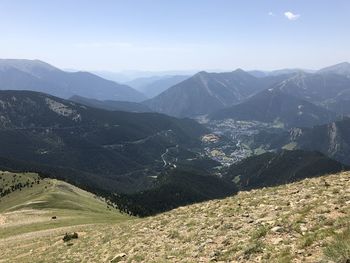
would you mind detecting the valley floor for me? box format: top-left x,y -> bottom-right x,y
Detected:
2,172 -> 350,262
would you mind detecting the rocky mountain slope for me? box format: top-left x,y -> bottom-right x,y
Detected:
0,59 -> 145,102
273,71 -> 350,115
250,118 -> 350,166
287,118 -> 350,165
2,171 -> 350,262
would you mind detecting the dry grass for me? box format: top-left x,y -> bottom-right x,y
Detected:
2,171 -> 350,262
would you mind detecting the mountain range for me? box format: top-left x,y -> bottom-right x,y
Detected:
249,68 -> 315,78
0,59 -> 145,102
144,70 -> 291,117
0,90 -> 208,193
273,70 -> 350,115
144,62 -> 350,119
1,59 -> 350,215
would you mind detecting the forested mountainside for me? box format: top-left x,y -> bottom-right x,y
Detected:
210,89 -> 337,128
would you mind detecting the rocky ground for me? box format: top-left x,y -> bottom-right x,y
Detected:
2,172 -> 350,262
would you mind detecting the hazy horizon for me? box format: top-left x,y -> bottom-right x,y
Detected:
0,0 -> 349,71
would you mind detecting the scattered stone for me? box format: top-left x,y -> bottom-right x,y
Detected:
110,253 -> 126,262
271,226 -> 283,233
272,238 -> 283,245
323,180 -> 331,187
300,225 -> 308,233
206,238 -> 214,244
209,251 -> 219,257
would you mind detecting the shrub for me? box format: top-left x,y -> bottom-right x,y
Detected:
62,232 -> 79,242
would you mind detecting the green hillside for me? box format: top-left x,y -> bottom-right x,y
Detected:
0,171 -> 131,239
2,172 -> 350,262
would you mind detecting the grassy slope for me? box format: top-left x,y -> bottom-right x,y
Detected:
2,172 -> 350,262
0,171 -> 130,239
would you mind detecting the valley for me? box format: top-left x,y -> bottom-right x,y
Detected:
199,118 -> 279,166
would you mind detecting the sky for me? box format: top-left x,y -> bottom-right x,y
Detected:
0,0 -> 349,72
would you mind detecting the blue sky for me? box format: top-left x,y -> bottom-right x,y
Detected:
0,0 -> 349,71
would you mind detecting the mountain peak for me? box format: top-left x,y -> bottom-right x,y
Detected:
337,61 -> 350,66
196,70 -> 209,76
0,59 -> 146,102
0,58 -> 60,73
145,69 -> 273,117
318,61 -> 350,76
234,68 -> 246,74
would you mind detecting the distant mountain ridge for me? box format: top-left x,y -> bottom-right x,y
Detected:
69,95 -> 152,112
249,68 -> 315,78
127,75 -> 190,98
318,62 -> 350,77
0,59 -> 146,102
144,69 -> 291,117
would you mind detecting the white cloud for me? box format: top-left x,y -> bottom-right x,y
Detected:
284,11 -> 300,21
268,11 -> 275,16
